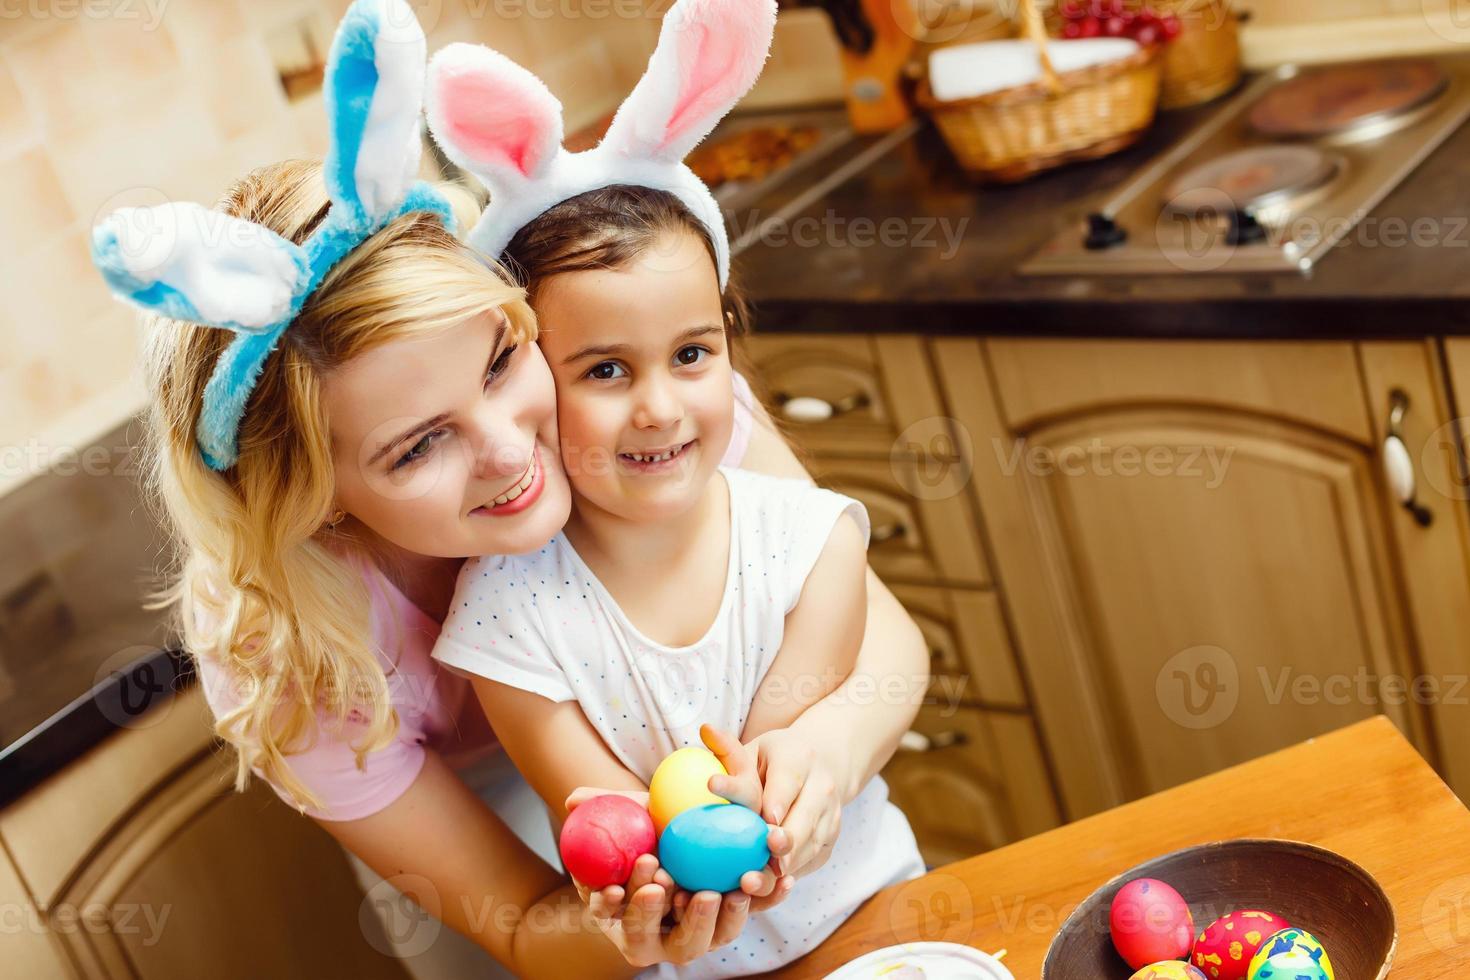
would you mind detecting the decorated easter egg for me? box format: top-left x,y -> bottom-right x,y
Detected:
1191,910 -> 1292,980
648,747 -> 729,832
1129,962 -> 1208,980
1110,878 -> 1195,970
557,794 -> 657,889
658,803 -> 770,893
1246,928 -> 1334,980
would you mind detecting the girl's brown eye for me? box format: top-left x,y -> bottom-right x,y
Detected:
588,361 -> 626,381
676,345 -> 708,366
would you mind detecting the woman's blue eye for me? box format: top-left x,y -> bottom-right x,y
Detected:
588,361 -> 627,381
675,345 -> 709,366
487,344 -> 518,382
394,430 -> 443,470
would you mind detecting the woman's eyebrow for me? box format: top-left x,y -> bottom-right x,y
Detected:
560,324 -> 722,365
367,321 -> 507,465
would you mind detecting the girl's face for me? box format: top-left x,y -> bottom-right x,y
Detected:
534,229 -> 734,526
322,310 -> 573,559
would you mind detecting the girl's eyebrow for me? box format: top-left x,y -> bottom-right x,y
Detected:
367,321 -> 507,465
560,324 -> 722,365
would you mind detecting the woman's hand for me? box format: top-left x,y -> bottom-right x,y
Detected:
575,852 -> 751,968
562,772 -> 794,967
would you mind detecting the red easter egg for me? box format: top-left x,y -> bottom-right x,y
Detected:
1109,878 -> 1195,970
558,795 -> 657,889
1191,909 -> 1292,980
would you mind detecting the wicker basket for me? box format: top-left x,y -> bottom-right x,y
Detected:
1043,0 -> 1242,109
918,0 -> 1162,183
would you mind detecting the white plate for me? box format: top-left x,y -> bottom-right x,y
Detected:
823,942 -> 1015,980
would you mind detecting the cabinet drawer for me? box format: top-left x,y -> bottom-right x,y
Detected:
0,686 -> 214,905
810,456 -> 991,587
883,706 -> 1061,866
744,334 -> 950,458
889,585 -> 1026,709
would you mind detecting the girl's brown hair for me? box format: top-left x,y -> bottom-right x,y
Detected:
501,184 -> 752,339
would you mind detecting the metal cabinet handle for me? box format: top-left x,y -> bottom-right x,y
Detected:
897,729 -> 969,753
1384,389 -> 1433,528
778,391 -> 869,423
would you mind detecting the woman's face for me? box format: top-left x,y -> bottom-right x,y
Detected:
322,310 -> 572,559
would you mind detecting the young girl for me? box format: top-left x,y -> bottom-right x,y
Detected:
424,3 -> 924,972
432,185 -> 927,977
88,1 -> 929,976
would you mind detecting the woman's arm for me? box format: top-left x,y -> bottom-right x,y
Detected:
733,402 -> 930,866
317,749 -> 748,977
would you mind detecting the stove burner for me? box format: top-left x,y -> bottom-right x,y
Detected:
1164,145 -> 1342,217
1249,59 -> 1448,138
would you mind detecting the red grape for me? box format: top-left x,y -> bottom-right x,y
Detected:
1062,19 -> 1084,37
1133,23 -> 1160,44
1061,0 -> 1085,18
1161,13 -> 1183,39
1104,15 -> 1128,35
1079,15 -> 1103,36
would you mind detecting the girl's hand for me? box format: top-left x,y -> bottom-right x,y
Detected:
737,728 -> 847,880
701,725 -> 802,904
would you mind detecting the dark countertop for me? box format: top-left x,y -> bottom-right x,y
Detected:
733,96 -> 1470,338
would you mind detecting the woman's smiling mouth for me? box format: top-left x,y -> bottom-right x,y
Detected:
472,448 -> 545,516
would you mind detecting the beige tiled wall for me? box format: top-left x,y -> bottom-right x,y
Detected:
0,0 -> 839,496
1243,0 -> 1448,24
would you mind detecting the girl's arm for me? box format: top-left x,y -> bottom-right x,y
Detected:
317,749 -> 746,976
470,678 -> 647,823
740,512 -> 868,739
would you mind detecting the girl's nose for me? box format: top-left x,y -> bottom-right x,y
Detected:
633,376 -> 682,430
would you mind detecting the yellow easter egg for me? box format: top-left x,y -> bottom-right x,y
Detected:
648,748 -> 728,832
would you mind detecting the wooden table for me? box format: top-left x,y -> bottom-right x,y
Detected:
770,716 -> 1470,978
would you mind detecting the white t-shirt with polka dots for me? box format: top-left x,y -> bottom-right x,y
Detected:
432,467 -> 925,978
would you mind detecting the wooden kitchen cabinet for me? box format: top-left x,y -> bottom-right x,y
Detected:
0,688 -> 408,980
883,706 -> 1060,867
933,337 -> 1470,821
746,333 -> 1065,862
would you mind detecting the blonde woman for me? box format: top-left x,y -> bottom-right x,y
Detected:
95,2 -> 928,976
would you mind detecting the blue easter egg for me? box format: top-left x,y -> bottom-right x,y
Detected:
658,803 -> 770,893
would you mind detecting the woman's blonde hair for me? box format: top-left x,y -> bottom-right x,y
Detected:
143,159 -> 535,811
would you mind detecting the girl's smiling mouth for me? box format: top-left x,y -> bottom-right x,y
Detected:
472,448 -> 545,516
619,439 -> 696,473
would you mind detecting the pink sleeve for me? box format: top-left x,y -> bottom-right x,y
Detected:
191,614 -> 428,823
723,371 -> 757,468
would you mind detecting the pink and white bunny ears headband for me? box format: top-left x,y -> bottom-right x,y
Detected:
90,0 -> 453,471
425,0 -> 778,290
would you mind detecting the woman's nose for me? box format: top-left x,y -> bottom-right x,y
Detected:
633,376 -> 682,430
466,416 -> 533,479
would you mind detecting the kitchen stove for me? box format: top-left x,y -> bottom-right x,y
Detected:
1021,55 -> 1470,275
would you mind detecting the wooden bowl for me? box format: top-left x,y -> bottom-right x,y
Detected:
1042,839 -> 1396,979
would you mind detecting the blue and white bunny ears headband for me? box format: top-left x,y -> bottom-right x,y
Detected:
90,0 -> 453,471
424,0 -> 778,290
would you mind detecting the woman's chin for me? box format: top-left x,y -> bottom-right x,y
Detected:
467,475 -> 572,556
